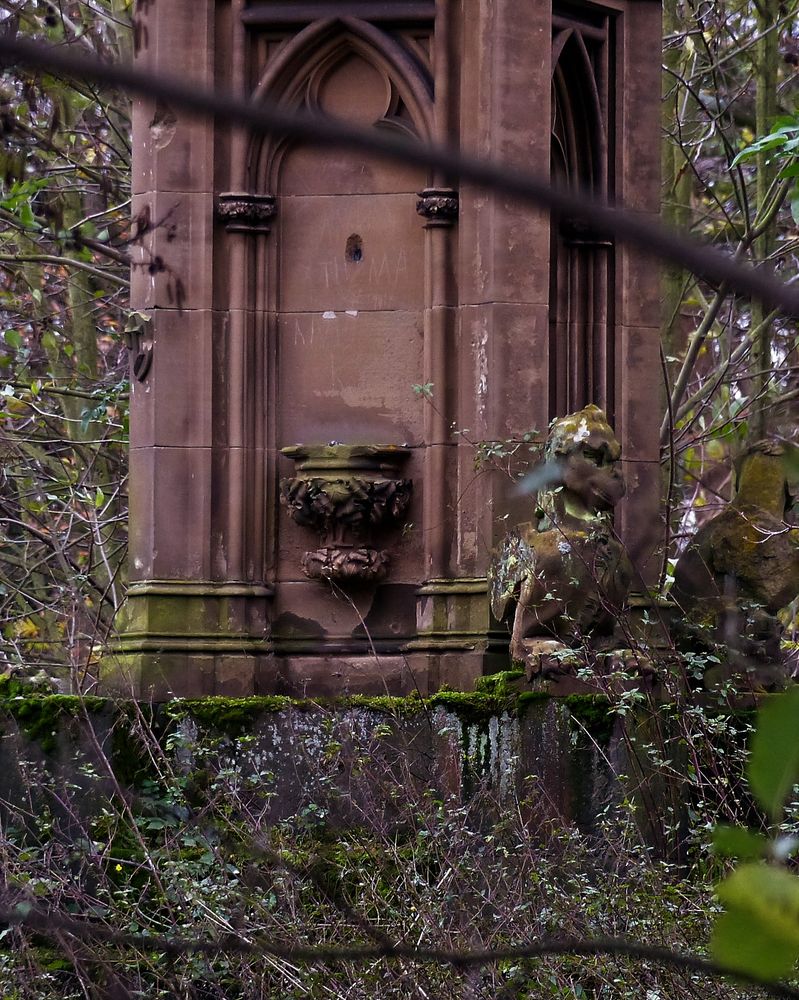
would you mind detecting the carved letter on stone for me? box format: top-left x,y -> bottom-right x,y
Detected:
280,445 -> 412,585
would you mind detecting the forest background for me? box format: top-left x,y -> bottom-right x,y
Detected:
0,1 -> 799,998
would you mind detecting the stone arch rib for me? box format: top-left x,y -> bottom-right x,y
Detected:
247,17 -> 434,191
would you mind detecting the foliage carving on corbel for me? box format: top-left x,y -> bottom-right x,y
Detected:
280,444 -> 412,585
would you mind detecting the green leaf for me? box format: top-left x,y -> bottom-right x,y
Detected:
731,129 -> 799,166
712,824 -> 768,860
94,487 -> 104,509
18,200 -> 36,229
713,863 -> 799,980
749,687 -> 799,821
4,329 -> 21,350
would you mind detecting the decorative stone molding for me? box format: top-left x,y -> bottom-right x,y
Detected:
280,444 -> 412,584
216,192 -> 277,234
131,343 -> 153,382
415,187 -> 459,227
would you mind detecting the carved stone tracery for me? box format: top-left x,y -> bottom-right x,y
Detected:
549,11 -> 613,419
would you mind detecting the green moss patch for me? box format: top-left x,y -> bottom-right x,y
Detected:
166,696 -> 297,736
0,694 -> 107,754
564,693 -> 615,745
475,670 -> 525,696
164,691 -> 526,736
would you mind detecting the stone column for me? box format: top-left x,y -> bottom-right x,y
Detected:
107,0 -> 272,697
440,0 -> 552,682
614,0 -> 664,585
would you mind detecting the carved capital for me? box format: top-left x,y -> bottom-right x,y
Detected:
280,444 -> 412,585
416,187 -> 459,227
217,192 -> 277,234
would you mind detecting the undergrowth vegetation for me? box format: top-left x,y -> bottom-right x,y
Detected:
0,691 -> 779,999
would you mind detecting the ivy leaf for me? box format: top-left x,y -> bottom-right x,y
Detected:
748,687 -> 799,822
712,824 -> 768,860
712,863 -> 799,980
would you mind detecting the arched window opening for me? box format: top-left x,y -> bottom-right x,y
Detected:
549,11 -> 614,423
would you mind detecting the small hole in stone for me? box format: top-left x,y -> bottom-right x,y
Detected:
345,233 -> 363,263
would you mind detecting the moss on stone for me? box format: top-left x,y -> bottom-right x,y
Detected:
0,694 -> 107,754
0,672 -> 53,698
165,691 -> 527,735
428,689 -> 514,723
516,690 -> 553,715
337,693 -> 425,716
166,696 -> 298,735
475,670 -> 525,696
0,690 -> 621,759
563,693 -> 615,745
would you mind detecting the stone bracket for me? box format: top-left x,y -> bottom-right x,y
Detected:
280,444 -> 412,585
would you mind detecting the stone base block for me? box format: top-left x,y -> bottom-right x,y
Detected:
99,650 -> 281,699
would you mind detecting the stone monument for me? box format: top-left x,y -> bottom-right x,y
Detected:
111,0 -> 663,697
489,405 -> 633,676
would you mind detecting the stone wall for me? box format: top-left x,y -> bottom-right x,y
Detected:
0,690 -> 627,837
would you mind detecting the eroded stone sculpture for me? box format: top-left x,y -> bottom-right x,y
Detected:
490,405 -> 632,675
280,444 -> 412,585
672,439 -> 799,685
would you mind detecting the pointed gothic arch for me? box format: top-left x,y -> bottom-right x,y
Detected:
549,17 -> 614,422
247,17 -> 434,192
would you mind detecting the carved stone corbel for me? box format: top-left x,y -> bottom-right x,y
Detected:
216,192 -> 277,234
416,187 -> 459,227
280,444 -> 412,585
